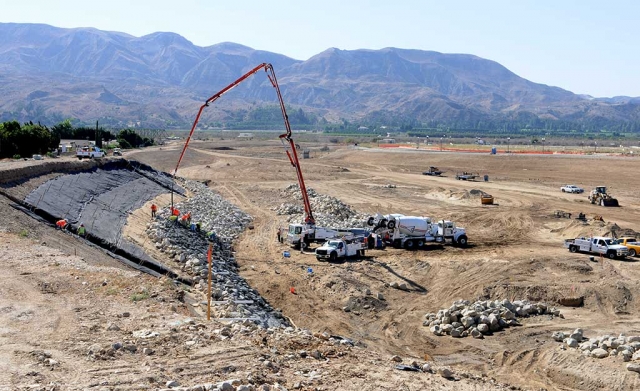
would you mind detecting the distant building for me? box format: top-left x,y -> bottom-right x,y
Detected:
238,133 -> 253,140
358,126 -> 369,131
382,138 -> 396,144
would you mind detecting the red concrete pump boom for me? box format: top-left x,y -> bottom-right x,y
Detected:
172,63 -> 315,225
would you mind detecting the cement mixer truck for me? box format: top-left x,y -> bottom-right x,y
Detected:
368,214 -> 468,249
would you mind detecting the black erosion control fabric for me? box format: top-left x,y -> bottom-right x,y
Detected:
24,160 -> 184,274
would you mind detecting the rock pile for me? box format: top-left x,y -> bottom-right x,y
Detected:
145,180 -> 288,328
425,299 -> 561,338
556,329 -> 640,364
275,184 -> 367,228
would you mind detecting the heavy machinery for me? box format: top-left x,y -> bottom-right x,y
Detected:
170,63 -> 317,241
588,186 -> 619,207
368,214 -> 468,249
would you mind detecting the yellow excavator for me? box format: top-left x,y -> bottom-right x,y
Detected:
588,186 -> 619,207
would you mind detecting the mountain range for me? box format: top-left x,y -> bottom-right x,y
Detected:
1,22 -> 639,130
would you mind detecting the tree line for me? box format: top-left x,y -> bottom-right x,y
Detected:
0,119 -> 154,159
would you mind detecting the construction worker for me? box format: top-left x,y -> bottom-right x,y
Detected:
77,223 -> 86,238
277,227 -> 281,243
206,231 -> 216,241
180,212 -> 191,227
171,206 -> 180,217
55,219 -> 68,230
151,203 -> 157,218
195,222 -> 202,232
168,215 -> 178,223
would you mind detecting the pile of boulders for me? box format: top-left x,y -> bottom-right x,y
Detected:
175,180 -> 253,243
276,184 -> 368,228
425,299 -> 561,339
145,180 -> 288,328
555,329 -> 640,364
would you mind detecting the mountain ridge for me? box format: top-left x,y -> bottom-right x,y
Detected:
0,22 -> 639,129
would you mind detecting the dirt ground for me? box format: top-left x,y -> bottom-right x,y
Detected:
129,140 -> 640,390
1,140 -> 640,390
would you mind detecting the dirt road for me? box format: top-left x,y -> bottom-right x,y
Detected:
128,141 -> 640,390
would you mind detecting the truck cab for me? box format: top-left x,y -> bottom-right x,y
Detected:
436,220 -> 468,246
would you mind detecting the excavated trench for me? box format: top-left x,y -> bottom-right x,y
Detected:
0,158 -> 189,282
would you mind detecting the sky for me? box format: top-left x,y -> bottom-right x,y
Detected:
1,0 -> 638,97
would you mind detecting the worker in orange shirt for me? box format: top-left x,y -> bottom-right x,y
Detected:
150,203 -> 157,218
56,219 -> 68,230
180,212 -> 191,227
171,207 -> 180,217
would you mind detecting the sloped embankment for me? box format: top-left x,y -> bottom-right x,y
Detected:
7,159 -> 185,277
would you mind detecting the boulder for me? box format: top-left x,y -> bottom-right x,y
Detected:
591,348 -> 609,358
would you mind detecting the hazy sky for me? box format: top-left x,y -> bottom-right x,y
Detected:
1,0 -> 638,97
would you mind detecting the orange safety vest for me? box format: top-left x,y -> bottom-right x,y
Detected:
56,220 -> 67,228
172,208 -> 180,216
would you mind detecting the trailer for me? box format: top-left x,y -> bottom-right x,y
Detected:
455,172 -> 479,181
423,166 -> 443,176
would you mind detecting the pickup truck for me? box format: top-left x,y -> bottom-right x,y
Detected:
616,238 -> 640,257
564,236 -> 628,259
77,146 -> 105,160
561,185 -> 584,193
315,236 -> 367,262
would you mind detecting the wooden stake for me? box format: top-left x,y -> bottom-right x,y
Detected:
207,243 -> 213,321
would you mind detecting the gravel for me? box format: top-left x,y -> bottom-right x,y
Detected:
146,180 -> 288,328
274,184 -> 368,228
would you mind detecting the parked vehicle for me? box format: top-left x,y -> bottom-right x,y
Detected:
422,166 -> 443,176
561,185 -> 584,193
315,236 -> 367,262
113,148 -> 123,156
32,154 -> 43,160
615,238 -> 640,257
368,214 -> 468,249
564,236 -> 628,259
455,172 -> 479,181
77,146 -> 105,160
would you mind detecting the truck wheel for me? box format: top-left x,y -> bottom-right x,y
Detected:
417,240 -> 425,248
301,241 -> 308,250
562,189 -> 566,193
404,240 -> 414,250
387,221 -> 396,229
607,251 -> 616,259
367,217 -> 375,226
380,219 -> 388,228
569,245 -> 578,253
78,156 -> 82,160
629,249 -> 637,257
329,252 -> 337,262
456,236 -> 468,247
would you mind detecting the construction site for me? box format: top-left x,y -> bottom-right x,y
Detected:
2,66 -> 640,391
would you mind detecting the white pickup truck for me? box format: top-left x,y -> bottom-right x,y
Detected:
77,146 -> 105,160
564,236 -> 628,259
315,236 -> 367,262
560,185 -> 584,193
